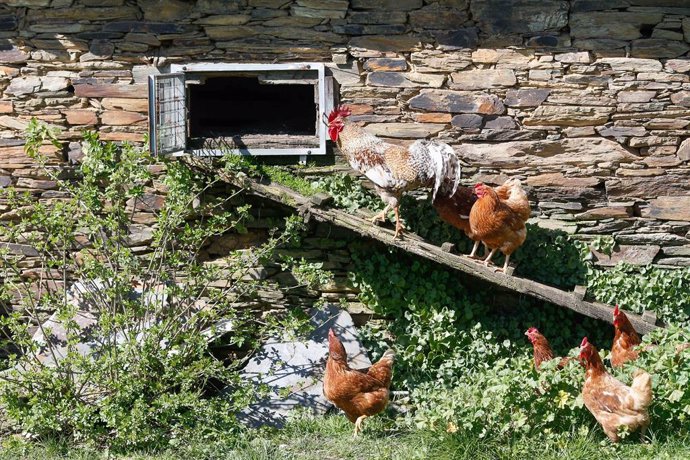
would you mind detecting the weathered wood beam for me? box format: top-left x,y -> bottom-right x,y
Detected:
184,157 -> 659,335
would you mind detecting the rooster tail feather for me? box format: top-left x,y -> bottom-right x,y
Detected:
630,369 -> 653,409
423,140 -> 461,201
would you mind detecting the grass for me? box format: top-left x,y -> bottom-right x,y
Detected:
2,413 -> 689,460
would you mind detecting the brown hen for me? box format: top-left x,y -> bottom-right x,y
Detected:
580,337 -> 652,443
611,305 -> 690,365
323,328 -> 395,437
611,304 -> 642,368
469,182 -> 529,273
524,327 -> 572,371
432,182 -> 482,256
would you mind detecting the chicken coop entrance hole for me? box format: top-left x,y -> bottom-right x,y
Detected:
188,76 -> 318,149
151,63 -> 330,156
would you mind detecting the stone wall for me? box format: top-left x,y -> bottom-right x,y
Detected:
1,0 -> 690,294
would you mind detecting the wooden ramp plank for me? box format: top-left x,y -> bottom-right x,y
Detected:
185,158 -> 659,335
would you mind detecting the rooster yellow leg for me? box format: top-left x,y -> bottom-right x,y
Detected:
483,248 -> 497,267
393,206 -> 404,239
353,415 -> 368,437
371,204 -> 391,224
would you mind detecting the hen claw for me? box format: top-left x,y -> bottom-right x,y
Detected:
393,223 -> 405,239
370,211 -> 387,224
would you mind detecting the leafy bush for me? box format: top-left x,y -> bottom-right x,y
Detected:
411,356 -> 587,439
586,264 -> 690,326
313,173 -> 383,213
0,121 -> 312,450
349,246 -> 495,388
512,225 -> 588,289
632,325 -> 690,432
403,301 -> 690,441
349,243 -> 690,442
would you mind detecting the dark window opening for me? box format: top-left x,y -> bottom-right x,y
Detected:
639,24 -> 654,38
188,76 -> 318,149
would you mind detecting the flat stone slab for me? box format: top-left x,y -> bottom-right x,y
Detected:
29,280 -> 169,366
236,304 -> 370,428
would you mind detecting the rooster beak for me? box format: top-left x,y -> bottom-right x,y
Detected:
322,112 -> 330,126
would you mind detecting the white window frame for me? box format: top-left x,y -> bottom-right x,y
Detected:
148,62 -> 331,157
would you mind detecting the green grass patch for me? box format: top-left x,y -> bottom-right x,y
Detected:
222,155 -> 323,197
3,413 -> 690,460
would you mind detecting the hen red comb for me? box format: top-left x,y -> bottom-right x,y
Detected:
580,337 -> 589,348
526,327 -> 538,334
614,304 -> 620,316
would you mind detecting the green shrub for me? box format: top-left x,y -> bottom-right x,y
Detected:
586,264 -> 690,326
313,173 -> 383,213
349,243 -> 690,442
411,355 -> 587,439
628,325 -> 690,431
407,313 -> 690,441
0,121 -> 312,450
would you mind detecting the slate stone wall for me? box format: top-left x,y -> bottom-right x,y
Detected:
1,0 -> 690,316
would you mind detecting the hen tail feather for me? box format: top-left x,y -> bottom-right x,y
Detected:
630,369 -> 653,410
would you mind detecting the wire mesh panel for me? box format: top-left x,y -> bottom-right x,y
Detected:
148,73 -> 186,155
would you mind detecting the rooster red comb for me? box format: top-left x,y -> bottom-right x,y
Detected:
327,105 -> 351,123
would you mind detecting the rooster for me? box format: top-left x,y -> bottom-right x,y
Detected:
524,327 -> 572,371
580,337 -> 652,443
469,182 -> 529,273
327,106 -> 463,238
323,328 -> 395,437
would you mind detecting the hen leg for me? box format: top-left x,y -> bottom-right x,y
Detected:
483,248 -> 497,267
468,241 -> 481,259
353,415 -> 368,437
393,206 -> 405,239
640,420 -> 650,443
370,204 -> 391,224
494,254 -> 511,274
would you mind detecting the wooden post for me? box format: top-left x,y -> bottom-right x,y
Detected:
573,285 -> 587,300
441,242 -> 455,253
642,310 -> 657,326
310,192 -> 334,207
